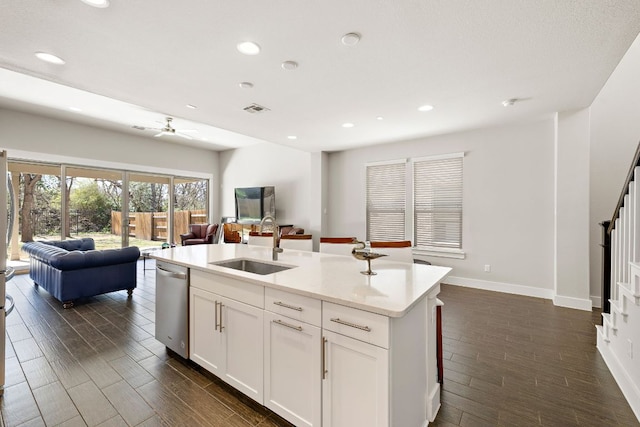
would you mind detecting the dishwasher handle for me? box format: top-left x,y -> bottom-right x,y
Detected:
156,266 -> 187,280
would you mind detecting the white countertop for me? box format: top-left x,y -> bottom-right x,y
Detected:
150,244 -> 451,317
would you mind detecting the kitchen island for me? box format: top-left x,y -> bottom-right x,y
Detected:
151,244 -> 451,427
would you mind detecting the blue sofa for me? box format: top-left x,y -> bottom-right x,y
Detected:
21,238 -> 140,308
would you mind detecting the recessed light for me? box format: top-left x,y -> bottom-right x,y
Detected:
237,41 -> 261,55
68,106 -> 82,112
281,61 -> 298,70
341,32 -> 361,46
239,82 -> 254,89
186,104 -> 197,109
418,105 -> 434,112
35,52 -> 65,65
342,123 -> 354,128
80,0 -> 110,8
287,135 -> 297,140
376,116 -> 384,121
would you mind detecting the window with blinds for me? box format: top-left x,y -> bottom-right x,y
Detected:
366,161 -> 406,241
413,154 -> 463,249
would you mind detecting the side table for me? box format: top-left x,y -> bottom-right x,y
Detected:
141,248 -> 161,271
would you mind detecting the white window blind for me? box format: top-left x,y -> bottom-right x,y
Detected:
366,161 -> 406,241
413,155 -> 463,249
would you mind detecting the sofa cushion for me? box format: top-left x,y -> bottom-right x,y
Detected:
42,238 -> 95,251
22,241 -> 140,271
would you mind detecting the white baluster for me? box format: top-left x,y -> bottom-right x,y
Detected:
612,227 -> 618,302
620,210 -> 627,285
630,181 -> 637,263
624,195 -> 631,283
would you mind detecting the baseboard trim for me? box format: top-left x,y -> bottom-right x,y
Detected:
597,333 -> 640,422
553,294 -> 593,311
445,276 -> 554,300
591,296 -> 602,309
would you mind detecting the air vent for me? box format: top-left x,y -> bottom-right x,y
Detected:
243,103 -> 270,114
132,125 -> 146,131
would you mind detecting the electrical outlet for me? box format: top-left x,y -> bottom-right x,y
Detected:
628,339 -> 633,359
484,264 -> 491,272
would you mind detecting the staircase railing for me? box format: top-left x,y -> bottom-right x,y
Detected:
597,139 -> 640,425
608,141 -> 640,234
602,139 -> 640,328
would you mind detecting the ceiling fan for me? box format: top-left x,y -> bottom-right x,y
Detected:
133,117 -> 197,140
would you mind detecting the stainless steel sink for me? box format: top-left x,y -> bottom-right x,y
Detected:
211,258 -> 294,275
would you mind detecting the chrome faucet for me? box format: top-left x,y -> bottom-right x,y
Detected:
259,214 -> 283,261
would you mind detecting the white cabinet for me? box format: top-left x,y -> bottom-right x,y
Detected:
322,329 -> 389,427
187,268 -> 441,426
190,287 -> 224,375
264,311 -> 321,427
264,287 -> 322,426
189,286 -> 264,403
321,296 -> 439,427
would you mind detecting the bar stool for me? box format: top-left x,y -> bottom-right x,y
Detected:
280,234 -> 313,251
370,240 -> 414,263
319,237 -> 357,256
248,231 -> 274,247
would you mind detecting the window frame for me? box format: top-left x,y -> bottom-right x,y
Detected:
411,152 -> 465,259
365,153 -> 465,260
365,158 -> 408,242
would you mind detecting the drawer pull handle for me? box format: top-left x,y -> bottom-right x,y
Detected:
215,300 -> 219,331
219,302 -> 225,331
322,337 -> 328,379
273,301 -> 303,312
330,317 -> 371,332
272,319 -> 303,332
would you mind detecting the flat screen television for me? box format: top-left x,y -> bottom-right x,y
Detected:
234,186 -> 275,224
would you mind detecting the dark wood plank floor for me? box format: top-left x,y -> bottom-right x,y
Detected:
1,261 -> 638,426
432,285 -> 639,427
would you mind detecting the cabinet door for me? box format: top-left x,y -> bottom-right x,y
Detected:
264,311 -> 321,427
220,295 -> 264,404
189,288 -> 224,376
322,330 -> 389,427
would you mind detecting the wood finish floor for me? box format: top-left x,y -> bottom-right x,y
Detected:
432,285 -> 639,427
1,261 -> 638,426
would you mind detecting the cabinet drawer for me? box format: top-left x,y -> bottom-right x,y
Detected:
265,288 -> 321,326
191,269 -> 264,308
322,302 -> 389,349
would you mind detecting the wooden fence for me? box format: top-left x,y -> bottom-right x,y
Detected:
111,209 -> 207,243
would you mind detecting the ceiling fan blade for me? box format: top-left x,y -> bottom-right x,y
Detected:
176,132 -> 193,140
180,129 -> 198,133
154,131 -> 164,137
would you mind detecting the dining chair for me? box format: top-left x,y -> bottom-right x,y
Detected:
248,231 -> 275,247
370,240 -> 414,263
280,234 -> 313,251
223,223 -> 242,244
319,237 -> 357,256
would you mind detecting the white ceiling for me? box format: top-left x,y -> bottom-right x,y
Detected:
1,1 -> 640,153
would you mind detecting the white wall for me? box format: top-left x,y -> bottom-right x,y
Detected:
327,119 -> 556,295
555,109 -> 591,309
590,33 -> 640,300
0,108 -> 220,221
219,142 -> 312,231
591,33 -> 640,421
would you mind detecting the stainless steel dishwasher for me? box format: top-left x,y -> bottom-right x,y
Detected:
155,261 -> 189,358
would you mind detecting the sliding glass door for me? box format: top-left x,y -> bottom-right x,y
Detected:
64,166 -> 123,250
127,173 -> 170,249
8,161 -> 62,260
8,159 -> 210,260
174,177 -> 209,243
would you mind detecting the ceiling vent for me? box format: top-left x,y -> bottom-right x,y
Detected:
243,103 -> 270,114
